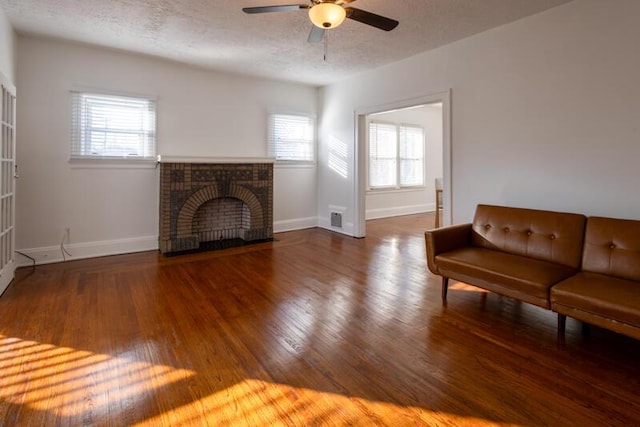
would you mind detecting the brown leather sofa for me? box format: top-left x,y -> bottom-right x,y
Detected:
425,204 -> 640,341
551,216 -> 640,340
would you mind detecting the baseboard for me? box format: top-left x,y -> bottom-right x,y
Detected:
16,235 -> 158,266
366,203 -> 435,220
14,207 -> 431,266
274,217 -> 318,233
0,260 -> 16,296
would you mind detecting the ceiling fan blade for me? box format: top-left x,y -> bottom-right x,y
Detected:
345,7 -> 399,31
242,5 -> 308,14
307,25 -> 325,43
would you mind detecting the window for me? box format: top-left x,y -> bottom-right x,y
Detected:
268,113 -> 315,162
71,91 -> 156,160
368,121 -> 424,189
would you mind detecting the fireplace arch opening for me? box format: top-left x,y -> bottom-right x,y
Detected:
193,196 -> 251,242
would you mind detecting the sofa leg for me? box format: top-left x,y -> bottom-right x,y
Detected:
557,313 -> 567,346
441,277 -> 449,302
582,322 -> 591,338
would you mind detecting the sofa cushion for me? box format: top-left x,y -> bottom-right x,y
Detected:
582,216 -> 640,281
551,272 -> 640,328
435,247 -> 577,302
471,205 -> 586,269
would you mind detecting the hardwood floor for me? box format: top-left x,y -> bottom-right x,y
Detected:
1,213 -> 639,426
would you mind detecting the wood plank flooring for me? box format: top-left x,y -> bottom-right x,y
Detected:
1,213 -> 640,426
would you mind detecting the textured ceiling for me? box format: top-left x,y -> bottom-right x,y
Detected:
1,0 -> 574,86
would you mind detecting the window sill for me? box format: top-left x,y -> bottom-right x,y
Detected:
274,161 -> 317,169
68,157 -> 158,169
367,186 -> 426,194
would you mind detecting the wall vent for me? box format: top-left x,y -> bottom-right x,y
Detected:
331,212 -> 342,228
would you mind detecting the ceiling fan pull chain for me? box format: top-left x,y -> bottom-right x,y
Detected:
324,30 -> 328,62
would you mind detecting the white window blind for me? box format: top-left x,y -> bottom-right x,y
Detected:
368,121 -> 425,189
268,114 -> 315,162
369,122 -> 397,188
399,125 -> 425,187
71,92 -> 156,160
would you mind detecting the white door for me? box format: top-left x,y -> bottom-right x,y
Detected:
0,72 -> 16,296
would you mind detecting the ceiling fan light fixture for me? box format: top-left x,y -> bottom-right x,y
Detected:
309,3 -> 346,29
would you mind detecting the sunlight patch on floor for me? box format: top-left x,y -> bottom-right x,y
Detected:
450,282 -> 489,293
0,335 -> 195,417
135,378 -> 519,426
1,335 -> 519,425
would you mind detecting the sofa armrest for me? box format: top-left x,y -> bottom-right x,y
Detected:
424,223 -> 473,275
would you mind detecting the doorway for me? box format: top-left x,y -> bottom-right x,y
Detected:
354,91 -> 451,237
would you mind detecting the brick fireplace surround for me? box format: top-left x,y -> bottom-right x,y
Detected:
159,159 -> 273,255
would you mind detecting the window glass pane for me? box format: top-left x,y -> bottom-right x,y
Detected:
400,159 -> 423,186
269,114 -> 315,161
370,159 -> 397,187
399,125 -> 424,186
369,122 -> 397,188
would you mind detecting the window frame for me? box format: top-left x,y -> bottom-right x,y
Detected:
367,119 -> 426,192
268,112 -> 316,164
70,90 -> 157,165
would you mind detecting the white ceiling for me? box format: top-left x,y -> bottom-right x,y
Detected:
1,0 -> 574,86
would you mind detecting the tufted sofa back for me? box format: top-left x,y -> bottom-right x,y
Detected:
471,204 -> 586,269
582,217 -> 640,281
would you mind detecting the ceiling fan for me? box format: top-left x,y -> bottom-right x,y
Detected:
243,0 -> 399,43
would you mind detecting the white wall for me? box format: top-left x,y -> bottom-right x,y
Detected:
16,36 -> 318,263
365,104 -> 443,220
319,0 -> 640,232
0,6 -> 16,83
273,164 -> 319,232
